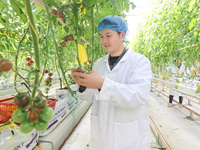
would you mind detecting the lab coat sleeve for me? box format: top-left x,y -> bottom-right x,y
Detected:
76,87 -> 95,102
97,57 -> 152,108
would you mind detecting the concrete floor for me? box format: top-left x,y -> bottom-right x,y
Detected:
61,91 -> 200,150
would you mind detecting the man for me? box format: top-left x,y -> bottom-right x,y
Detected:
72,15 -> 152,150
168,58 -> 190,107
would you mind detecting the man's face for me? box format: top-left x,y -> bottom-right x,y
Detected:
100,29 -> 124,56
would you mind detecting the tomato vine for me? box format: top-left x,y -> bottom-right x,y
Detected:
132,0 -> 200,74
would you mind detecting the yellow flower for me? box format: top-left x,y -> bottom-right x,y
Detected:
182,78 -> 184,81
163,72 -> 166,77
155,80 -> 158,83
177,69 -> 179,72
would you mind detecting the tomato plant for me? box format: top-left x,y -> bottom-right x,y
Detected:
132,0 -> 200,75
0,0 -> 133,133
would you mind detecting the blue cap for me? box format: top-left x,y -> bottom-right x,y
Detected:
97,15 -> 129,41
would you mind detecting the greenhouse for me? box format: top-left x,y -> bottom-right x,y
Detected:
0,0 -> 200,150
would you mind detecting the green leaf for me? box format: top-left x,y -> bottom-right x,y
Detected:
196,24 -> 200,30
189,18 -> 197,30
0,13 -> 9,28
130,2 -> 136,10
64,26 -> 69,33
9,0 -> 27,23
194,31 -> 197,37
188,1 -> 195,12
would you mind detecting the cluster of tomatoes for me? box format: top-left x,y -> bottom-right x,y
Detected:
12,92 -> 54,133
61,35 -> 73,48
44,70 -> 53,94
51,9 -> 63,19
0,59 -> 12,72
26,57 -> 34,67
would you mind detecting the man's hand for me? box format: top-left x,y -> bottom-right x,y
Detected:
71,70 -> 104,89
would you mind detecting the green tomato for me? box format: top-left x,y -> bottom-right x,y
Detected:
40,107 -> 54,121
20,120 -> 34,133
12,108 -> 27,123
35,119 -> 48,131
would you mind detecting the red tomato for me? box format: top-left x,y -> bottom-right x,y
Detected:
61,42 -> 66,47
44,69 -> 48,73
14,92 -> 30,108
26,57 -> 31,61
28,59 -> 34,64
48,73 -> 53,76
47,77 -> 51,81
33,96 -> 47,109
57,12 -> 63,18
67,35 -> 73,41
26,63 -> 31,67
52,9 -> 57,16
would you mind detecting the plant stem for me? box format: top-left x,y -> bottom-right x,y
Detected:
91,7 -> 94,69
73,2 -> 82,68
14,26 -> 29,94
43,0 -> 73,94
24,0 -> 40,98
39,23 -> 50,87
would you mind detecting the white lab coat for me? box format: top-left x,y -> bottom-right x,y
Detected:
77,49 -> 152,150
169,64 -> 191,76
168,64 -> 190,96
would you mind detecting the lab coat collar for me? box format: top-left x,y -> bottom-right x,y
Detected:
103,48 -> 130,63
103,48 -> 131,71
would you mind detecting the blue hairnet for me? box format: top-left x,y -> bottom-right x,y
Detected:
97,15 -> 129,41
